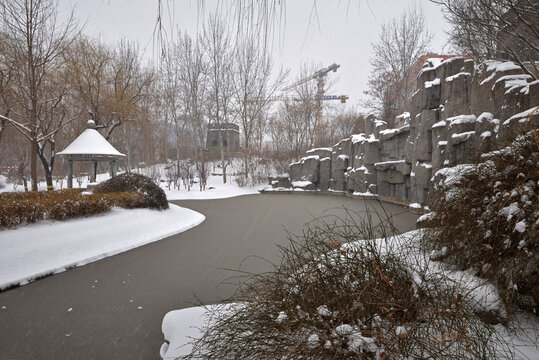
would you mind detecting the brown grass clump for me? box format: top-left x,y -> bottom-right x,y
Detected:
423,130 -> 538,314
186,210 -> 510,359
0,190 -> 148,229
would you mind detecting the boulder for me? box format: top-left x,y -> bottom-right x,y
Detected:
288,162 -> 302,182
442,72 -> 471,118
418,67 -> 437,89
380,125 -> 409,162
412,109 -> 439,163
319,157 -> 331,191
474,112 -> 498,153
269,175 -> 291,189
346,167 -> 367,193
470,60 -> 524,117
300,156 -> 320,184
330,153 -> 348,191
364,114 -> 378,136
431,120 -> 448,173
423,78 -> 441,109
291,181 -> 315,191
362,139 -> 381,165
435,57 -> 467,80
497,106 -> 539,147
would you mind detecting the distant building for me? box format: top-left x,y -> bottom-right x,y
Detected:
206,123 -> 240,152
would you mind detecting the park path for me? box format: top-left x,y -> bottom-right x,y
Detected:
0,194 -> 418,360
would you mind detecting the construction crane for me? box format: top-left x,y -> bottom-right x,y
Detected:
281,63 -> 345,147
262,94 -> 349,103
281,63 -> 340,92
247,63 -> 347,146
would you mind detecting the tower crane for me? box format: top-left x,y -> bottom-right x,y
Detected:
281,63 -> 346,146
281,63 -> 340,92
247,63 -> 348,146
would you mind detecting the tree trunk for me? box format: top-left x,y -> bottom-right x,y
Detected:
31,139 -> 38,191
37,143 -> 55,191
18,162 -> 28,192
176,146 -> 181,190
244,145 -> 249,184
217,127 -> 227,184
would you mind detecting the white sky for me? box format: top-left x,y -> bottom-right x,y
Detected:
61,0 -> 450,110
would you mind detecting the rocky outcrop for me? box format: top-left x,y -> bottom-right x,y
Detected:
269,58 -> 538,207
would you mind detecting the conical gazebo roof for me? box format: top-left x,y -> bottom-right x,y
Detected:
58,120 -> 125,160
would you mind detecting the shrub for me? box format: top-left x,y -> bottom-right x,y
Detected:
0,190 -> 151,229
94,173 -> 169,210
0,200 -> 47,228
186,211 -> 510,359
422,130 -> 538,314
47,196 -> 111,220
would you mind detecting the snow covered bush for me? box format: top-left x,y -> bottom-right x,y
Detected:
423,130 -> 538,314
94,173 -> 169,210
185,211 -> 510,359
0,189 -> 149,229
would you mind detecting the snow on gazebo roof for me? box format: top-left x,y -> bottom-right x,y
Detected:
58,120 -> 125,159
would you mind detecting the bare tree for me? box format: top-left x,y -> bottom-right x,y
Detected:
270,101 -> 310,162
0,49 -> 13,147
365,6 -> 432,125
63,37 -> 111,127
105,40 -> 153,141
233,35 -> 286,183
331,108 -> 365,141
431,0 -> 538,79
202,13 -> 234,184
161,42 -> 187,187
0,0 -> 79,190
175,31 -> 208,190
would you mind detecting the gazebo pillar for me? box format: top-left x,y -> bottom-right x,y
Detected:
67,160 -> 73,189
89,161 -> 97,183
110,160 -> 117,177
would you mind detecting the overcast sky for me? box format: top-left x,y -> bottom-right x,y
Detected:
61,0 -> 450,111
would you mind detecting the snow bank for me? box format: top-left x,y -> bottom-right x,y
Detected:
0,204 -> 205,290
161,303 -> 240,359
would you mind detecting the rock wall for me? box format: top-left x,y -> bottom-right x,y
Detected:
269,58 -> 538,207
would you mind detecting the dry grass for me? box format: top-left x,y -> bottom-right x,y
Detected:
185,209 -> 511,359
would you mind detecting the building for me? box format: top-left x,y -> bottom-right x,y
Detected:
206,123 -> 240,152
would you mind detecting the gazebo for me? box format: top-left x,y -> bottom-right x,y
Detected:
58,120 -> 125,188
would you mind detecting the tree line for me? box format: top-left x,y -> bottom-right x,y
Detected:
0,0 -> 363,191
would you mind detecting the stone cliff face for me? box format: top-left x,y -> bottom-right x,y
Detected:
269,58 -> 538,207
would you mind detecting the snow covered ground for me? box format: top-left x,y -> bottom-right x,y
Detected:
0,165 -> 263,200
159,230 -> 539,360
163,174 -> 261,200
0,204 -> 205,290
